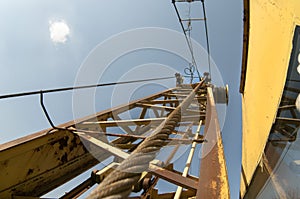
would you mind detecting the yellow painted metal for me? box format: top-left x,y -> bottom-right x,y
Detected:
240,0 -> 300,197
0,130 -> 107,198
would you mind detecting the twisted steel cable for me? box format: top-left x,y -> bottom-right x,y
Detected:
87,80 -> 205,199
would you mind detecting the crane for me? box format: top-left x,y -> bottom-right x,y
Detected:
0,77 -> 229,198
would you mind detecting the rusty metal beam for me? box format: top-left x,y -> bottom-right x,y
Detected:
137,103 -> 205,116
162,93 -> 190,98
75,132 -> 129,159
168,93 -> 201,98
59,178 -> 94,199
153,108 -> 161,118
136,103 -> 176,111
276,117 -> 300,125
112,114 -> 135,135
148,164 -> 198,190
0,87 -> 179,198
0,83 -> 210,198
77,130 -> 204,144
173,88 -> 193,91
134,107 -> 148,134
83,118 -> 164,127
60,162 -> 119,199
196,87 -> 230,199
141,99 -> 181,104
137,189 -> 196,199
278,105 -> 296,110
284,86 -> 300,93
82,115 -> 205,128
72,88 -> 175,129
0,130 -> 109,198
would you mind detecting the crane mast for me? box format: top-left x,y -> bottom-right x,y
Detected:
0,79 -> 229,198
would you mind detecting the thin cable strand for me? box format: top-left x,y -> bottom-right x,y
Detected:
172,1 -> 201,81
201,0 -> 212,79
0,76 -> 175,100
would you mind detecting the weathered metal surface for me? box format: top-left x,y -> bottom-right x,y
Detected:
242,25 -> 300,198
240,0 -> 300,197
60,178 -> 94,199
82,115 -> 205,128
0,84 -> 209,198
149,164 -> 198,190
75,132 -> 130,159
0,88 -> 180,198
276,117 -> 300,125
133,189 -> 196,199
86,82 -> 206,198
197,87 -> 230,198
0,130 -> 106,198
60,162 -> 119,199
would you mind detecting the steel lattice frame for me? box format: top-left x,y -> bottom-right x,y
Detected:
0,82 -> 229,199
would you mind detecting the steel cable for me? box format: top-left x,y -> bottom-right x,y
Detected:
0,76 -> 175,100
86,80 -> 205,199
201,0 -> 212,79
172,0 -> 201,81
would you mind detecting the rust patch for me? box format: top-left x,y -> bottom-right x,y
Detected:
60,152 -> 68,163
58,136 -> 69,150
197,87 -> 230,198
34,147 -> 41,152
27,168 -> 34,176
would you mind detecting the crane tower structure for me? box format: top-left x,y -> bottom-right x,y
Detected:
0,79 -> 229,198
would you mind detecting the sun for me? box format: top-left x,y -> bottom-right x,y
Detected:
49,20 -> 70,44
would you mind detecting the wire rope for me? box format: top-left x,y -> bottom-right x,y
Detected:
0,76 -> 175,100
201,0 -> 212,79
172,0 -> 201,82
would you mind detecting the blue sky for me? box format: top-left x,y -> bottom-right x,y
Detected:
0,1 -> 243,198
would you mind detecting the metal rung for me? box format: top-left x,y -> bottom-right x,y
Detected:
181,18 -> 205,21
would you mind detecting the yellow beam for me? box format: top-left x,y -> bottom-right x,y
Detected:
240,0 -> 300,197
